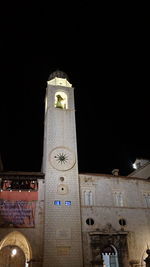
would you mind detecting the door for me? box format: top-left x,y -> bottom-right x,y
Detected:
102,245 -> 119,267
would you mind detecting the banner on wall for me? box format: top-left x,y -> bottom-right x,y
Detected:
0,200 -> 36,228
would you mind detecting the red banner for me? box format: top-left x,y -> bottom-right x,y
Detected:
0,200 -> 36,228
0,191 -> 38,201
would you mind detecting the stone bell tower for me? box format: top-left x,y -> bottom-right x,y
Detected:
42,71 -> 83,267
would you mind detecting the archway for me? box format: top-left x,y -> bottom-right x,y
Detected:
102,245 -> 119,267
0,245 -> 26,267
0,231 -> 32,266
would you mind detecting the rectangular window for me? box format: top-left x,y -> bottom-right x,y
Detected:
114,192 -> 123,207
143,193 -> 150,207
54,200 -> 61,206
84,190 -> 93,206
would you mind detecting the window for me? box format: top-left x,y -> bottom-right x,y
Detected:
114,192 -> 123,207
55,92 -> 68,109
143,192 -> 150,207
86,218 -> 94,225
119,218 -> 126,226
84,190 -> 93,206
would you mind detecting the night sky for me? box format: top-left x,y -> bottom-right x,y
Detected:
1,2 -> 149,176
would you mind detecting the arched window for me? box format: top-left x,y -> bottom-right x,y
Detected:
55,92 -> 68,109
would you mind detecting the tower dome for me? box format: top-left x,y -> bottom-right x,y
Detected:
48,70 -> 69,81
47,70 -> 72,87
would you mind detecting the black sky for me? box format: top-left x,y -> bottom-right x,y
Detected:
1,2 -> 149,175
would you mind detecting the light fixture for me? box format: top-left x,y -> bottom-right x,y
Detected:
133,163 -> 137,169
11,248 -> 17,256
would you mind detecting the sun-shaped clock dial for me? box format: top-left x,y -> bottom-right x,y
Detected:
50,147 -> 75,171
54,153 -> 68,164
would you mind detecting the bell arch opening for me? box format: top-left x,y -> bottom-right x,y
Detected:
54,91 -> 68,109
0,231 -> 32,266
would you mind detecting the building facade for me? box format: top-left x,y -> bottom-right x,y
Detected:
0,71 -> 150,267
80,172 -> 150,267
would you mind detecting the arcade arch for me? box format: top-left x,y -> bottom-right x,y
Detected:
0,231 -> 32,266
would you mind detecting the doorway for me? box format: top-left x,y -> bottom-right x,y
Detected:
0,231 -> 32,267
0,245 -> 26,267
102,245 -> 119,267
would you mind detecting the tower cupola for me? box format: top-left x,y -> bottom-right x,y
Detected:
47,70 -> 72,87
48,70 -> 69,81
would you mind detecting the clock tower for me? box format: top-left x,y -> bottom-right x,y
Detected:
42,71 -> 83,267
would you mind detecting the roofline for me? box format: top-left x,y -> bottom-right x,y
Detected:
128,161 -> 150,177
79,172 -> 150,182
0,171 -> 44,177
0,171 -> 149,182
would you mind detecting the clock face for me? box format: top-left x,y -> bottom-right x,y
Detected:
49,147 -> 76,171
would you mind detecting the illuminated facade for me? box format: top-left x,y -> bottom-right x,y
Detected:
0,71 -> 150,267
42,70 -> 83,267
